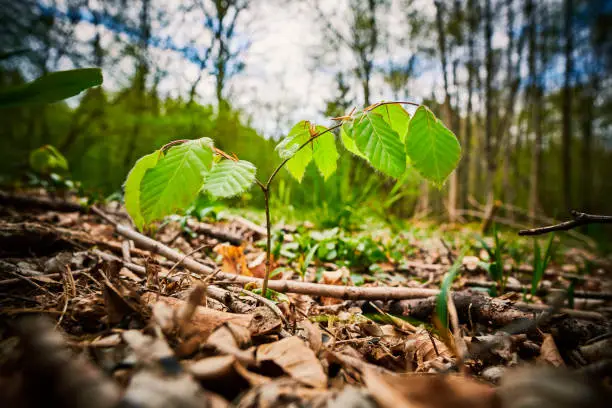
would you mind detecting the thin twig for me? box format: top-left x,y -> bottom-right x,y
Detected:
229,286 -> 288,327
91,205 -> 119,226
166,243 -> 208,278
259,122 -> 343,296
519,210 -> 612,236
446,292 -> 467,373
113,223 -> 440,300
364,101 -> 420,111
3,269 -> 55,296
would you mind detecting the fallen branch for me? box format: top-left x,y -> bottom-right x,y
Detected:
389,293 -> 610,343
519,210 -> 612,236
464,279 -> 612,301
188,220 -> 243,245
113,224 -> 439,300
0,191 -> 84,213
390,292 -> 531,328
514,302 -> 605,321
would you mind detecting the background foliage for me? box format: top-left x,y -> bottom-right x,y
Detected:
1,0 -> 611,237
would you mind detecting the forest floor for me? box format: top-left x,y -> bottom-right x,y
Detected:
1,189 -> 611,408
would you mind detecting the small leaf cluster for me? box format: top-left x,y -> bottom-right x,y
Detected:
278,103 -> 461,188
124,100 -> 461,231
29,145 -> 69,175
124,138 -> 256,229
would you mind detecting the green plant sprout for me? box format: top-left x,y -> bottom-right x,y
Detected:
476,224 -> 507,296
530,233 -> 556,299
436,248 -> 467,330
124,100 -> 462,297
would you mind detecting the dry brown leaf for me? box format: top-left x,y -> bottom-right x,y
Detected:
364,370 -> 497,408
102,280 -> 140,324
296,319 -> 323,354
122,330 -> 175,366
248,306 -> 282,337
187,355 -> 237,380
207,323 -> 256,366
256,336 -> 327,388
123,369 -> 227,408
142,292 -> 251,342
498,366 -> 608,408
235,378 -> 325,408
232,360 -> 271,387
538,334 -> 565,367
214,244 -> 252,276
408,329 -> 453,371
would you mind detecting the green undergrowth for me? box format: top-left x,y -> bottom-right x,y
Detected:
187,202 -> 600,282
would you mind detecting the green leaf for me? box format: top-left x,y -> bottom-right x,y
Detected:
340,123 -> 365,158
302,243 -> 320,273
372,103 -> 410,143
312,125 -> 338,180
203,159 -> 256,198
276,120 -> 311,159
405,106 -> 461,187
124,150 -> 160,230
277,121 -> 313,182
139,138 -> 214,225
29,145 -> 68,174
353,110 -> 406,178
0,68 -> 103,109
436,249 -> 466,329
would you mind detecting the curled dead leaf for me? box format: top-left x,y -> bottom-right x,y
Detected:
256,336 -> 327,388
538,334 -> 565,367
207,323 -> 256,366
364,369 -> 496,408
408,329 -> 453,371
187,355 -> 236,381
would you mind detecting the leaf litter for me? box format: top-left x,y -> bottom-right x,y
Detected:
1,190 -> 611,407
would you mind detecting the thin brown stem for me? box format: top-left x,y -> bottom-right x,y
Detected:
259,122 -> 343,296
364,101 -> 421,111
265,123 -> 343,188
262,187 -> 272,296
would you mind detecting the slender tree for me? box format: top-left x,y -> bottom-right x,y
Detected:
526,0 -> 541,222
434,0 -> 458,222
199,0 -> 250,108
561,0 -> 574,210
313,0 -> 386,106
462,0 -> 478,211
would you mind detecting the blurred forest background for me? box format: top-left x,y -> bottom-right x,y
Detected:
1,0 -> 611,231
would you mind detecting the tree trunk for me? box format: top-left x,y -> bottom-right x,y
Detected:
527,0 -> 540,223
435,0 -> 458,222
462,0 -> 477,212
482,0 -> 496,226
580,76 -> 597,212
562,0 -> 574,210
123,0 -> 150,170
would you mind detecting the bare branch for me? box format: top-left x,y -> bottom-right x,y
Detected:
518,210 -> 612,236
